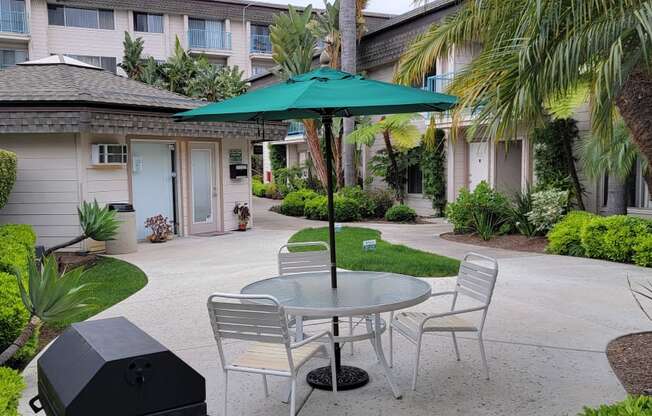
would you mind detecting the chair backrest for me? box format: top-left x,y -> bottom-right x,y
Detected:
278,242 -> 330,275
207,293 -> 290,345
455,252 -> 499,307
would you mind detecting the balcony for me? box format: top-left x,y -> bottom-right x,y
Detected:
287,121 -> 305,136
424,73 -> 453,94
0,10 -> 29,35
188,29 -> 231,51
250,34 -> 272,54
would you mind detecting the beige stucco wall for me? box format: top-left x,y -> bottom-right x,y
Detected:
221,138 -> 251,231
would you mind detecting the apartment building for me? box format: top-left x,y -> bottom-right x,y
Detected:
0,0 -> 391,76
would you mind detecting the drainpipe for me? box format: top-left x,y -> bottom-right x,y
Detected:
243,3 -> 253,76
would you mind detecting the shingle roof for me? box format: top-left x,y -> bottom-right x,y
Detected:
362,0 -> 459,38
0,57 -> 203,111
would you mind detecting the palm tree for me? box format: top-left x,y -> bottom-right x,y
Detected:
0,256 -> 94,365
187,60 -> 247,102
580,120 -> 646,214
346,113 -> 422,202
395,0 -> 652,203
119,32 -> 144,79
340,0 -> 357,186
163,37 -> 196,94
270,5 -> 331,188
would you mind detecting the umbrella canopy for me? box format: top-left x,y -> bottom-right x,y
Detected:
174,67 -> 457,122
175,66 -> 456,389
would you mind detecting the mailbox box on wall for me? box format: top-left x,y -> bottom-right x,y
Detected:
230,164 -> 248,179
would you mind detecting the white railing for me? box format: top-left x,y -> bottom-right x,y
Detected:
250,34 -> 272,54
188,29 -> 231,50
0,10 -> 29,34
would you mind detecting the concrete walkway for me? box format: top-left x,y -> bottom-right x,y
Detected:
20,197 -> 652,416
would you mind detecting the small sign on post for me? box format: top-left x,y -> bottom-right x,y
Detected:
335,223 -> 343,233
363,239 -> 377,251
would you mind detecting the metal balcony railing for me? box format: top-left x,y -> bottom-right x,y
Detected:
424,73 -> 454,94
0,10 -> 29,34
287,121 -> 305,136
188,29 -> 231,50
250,34 -> 272,54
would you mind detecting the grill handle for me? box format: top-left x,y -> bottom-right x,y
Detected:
29,396 -> 43,413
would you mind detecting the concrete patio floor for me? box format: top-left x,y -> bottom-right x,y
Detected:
19,197 -> 652,415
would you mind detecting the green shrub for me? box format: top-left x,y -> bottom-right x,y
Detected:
367,189 -> 395,218
445,181 -> 511,235
0,272 -> 28,363
581,215 -> 652,263
577,395 -> 652,415
0,367 -> 25,416
546,211 -> 596,257
265,183 -> 279,199
0,224 -> 36,277
280,189 -> 319,217
339,186 -> 377,218
304,195 -> 361,222
385,204 -> 417,223
633,234 -> 652,267
471,210 -> 509,240
252,179 -> 267,197
527,188 -> 569,233
509,188 -> 538,237
0,224 -> 36,253
0,149 -> 17,210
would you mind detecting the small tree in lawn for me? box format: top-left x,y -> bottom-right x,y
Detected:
0,256 -> 94,365
43,201 -> 119,256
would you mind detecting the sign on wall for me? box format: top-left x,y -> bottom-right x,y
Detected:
229,149 -> 243,164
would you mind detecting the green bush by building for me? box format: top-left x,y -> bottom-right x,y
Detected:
0,367 -> 25,416
385,204 -> 417,223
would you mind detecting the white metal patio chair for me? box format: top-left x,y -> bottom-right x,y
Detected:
278,242 -> 362,355
389,252 -> 499,391
207,293 -> 337,416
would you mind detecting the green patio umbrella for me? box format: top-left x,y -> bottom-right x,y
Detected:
174,64 -> 456,389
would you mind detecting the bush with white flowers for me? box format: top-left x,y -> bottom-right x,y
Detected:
527,189 -> 569,233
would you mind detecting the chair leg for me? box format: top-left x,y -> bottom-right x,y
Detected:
451,332 -> 461,361
349,316 -> 354,356
289,377 -> 297,416
478,334 -> 490,380
262,375 -> 269,397
411,335 -> 422,391
223,371 -> 229,416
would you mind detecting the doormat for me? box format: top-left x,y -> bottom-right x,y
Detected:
194,231 -> 231,237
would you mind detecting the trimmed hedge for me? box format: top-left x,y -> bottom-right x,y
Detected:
547,213 -> 652,267
0,149 -> 17,210
446,181 -> 511,234
0,224 -> 37,368
385,204 -> 417,223
0,367 -> 25,416
546,211 -> 596,257
304,195 -> 361,222
279,189 -> 319,217
578,395 -> 652,416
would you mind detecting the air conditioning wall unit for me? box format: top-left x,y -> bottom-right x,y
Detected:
91,144 -> 128,165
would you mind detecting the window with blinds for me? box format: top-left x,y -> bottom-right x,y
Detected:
47,5 -> 114,29
133,12 -> 163,33
65,54 -> 117,73
0,49 -> 28,70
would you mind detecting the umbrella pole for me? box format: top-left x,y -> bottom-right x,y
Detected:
323,116 -> 340,370
306,116 -> 370,392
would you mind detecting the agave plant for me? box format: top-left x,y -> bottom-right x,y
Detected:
0,256 -> 94,365
628,277 -> 652,322
43,200 -> 119,256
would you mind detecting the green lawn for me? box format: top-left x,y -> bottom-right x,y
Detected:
289,227 -> 460,277
48,257 -> 148,330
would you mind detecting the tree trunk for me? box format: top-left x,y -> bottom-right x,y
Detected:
616,67 -> 652,201
43,234 -> 86,257
383,128 -> 403,203
303,119 -> 329,188
601,174 -> 627,215
340,0 -> 357,186
0,315 -> 41,366
562,132 -> 586,210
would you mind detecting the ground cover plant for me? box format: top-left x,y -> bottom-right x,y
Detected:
289,227 -> 459,277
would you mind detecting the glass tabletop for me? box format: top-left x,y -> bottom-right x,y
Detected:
241,271 -> 432,316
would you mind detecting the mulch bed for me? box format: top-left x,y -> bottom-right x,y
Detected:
55,252 -> 99,271
440,232 -> 549,253
607,332 -> 652,396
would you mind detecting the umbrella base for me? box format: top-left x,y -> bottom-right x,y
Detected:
307,365 -> 369,391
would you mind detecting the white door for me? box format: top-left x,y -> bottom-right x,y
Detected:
131,142 -> 176,240
190,143 -> 219,234
468,141 -> 489,190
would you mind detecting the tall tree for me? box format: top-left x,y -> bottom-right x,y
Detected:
119,32 -> 144,79
346,113 -> 422,202
270,5 -> 330,188
340,0 -> 357,186
187,60 -> 248,102
395,0 -> 652,203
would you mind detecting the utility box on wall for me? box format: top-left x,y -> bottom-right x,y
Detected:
229,164 -> 248,179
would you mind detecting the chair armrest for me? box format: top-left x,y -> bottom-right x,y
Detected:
419,306 -> 486,330
290,330 -> 333,349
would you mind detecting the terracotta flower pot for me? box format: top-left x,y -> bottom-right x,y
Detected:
238,223 -> 247,231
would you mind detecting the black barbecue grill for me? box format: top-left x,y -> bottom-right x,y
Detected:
29,317 -> 207,416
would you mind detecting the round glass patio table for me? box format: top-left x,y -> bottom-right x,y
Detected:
241,270 -> 432,398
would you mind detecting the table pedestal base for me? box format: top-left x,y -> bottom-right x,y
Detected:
307,365 -> 369,391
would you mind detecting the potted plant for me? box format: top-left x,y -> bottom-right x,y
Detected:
233,203 -> 250,231
145,214 -> 173,243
